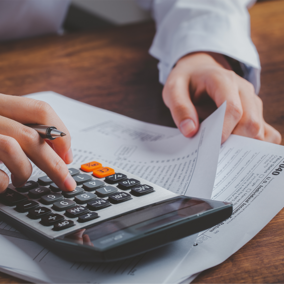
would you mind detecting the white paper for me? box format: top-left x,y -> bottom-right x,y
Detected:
165,135 -> 284,283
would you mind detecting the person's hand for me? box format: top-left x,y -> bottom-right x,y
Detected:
0,93 -> 76,193
163,52 -> 281,144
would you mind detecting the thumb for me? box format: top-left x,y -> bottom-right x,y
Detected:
163,78 -> 199,137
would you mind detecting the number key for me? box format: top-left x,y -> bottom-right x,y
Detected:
73,174 -> 92,185
74,192 -> 97,204
63,186 -> 84,198
40,193 -> 63,205
68,168 -> 80,176
38,175 -> 53,186
52,199 -> 76,211
29,187 -> 51,199
83,180 -> 104,191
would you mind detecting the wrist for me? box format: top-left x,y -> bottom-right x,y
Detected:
176,52 -> 232,71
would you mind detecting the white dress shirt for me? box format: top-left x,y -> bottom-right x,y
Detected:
0,0 -> 260,92
137,0 -> 260,93
0,0 -> 69,41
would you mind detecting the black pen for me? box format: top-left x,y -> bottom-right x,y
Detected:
28,125 -> 66,140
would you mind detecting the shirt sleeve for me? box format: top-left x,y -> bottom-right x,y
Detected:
137,0 -> 261,93
0,0 -> 70,41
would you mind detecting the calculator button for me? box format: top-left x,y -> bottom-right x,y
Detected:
52,199 -> 76,211
65,205 -> 89,218
93,167 -> 115,178
50,183 -> 62,193
68,168 -> 80,176
81,161 -> 102,172
74,192 -> 97,204
108,192 -> 132,204
38,176 -> 53,186
16,200 -> 39,212
63,187 -> 84,198
16,181 -> 39,192
78,212 -> 99,223
105,173 -> 127,184
40,193 -> 64,205
118,179 -> 140,190
87,199 -> 111,211
83,180 -> 104,191
131,185 -> 154,196
96,186 -> 118,197
0,189 -> 27,206
28,207 -> 51,219
53,220 -> 75,231
29,187 -> 51,199
41,214 -> 65,226
73,174 -> 92,185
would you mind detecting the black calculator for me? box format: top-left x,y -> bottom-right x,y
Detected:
0,161 -> 232,262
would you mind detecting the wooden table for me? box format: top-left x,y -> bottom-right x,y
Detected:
0,0 -> 284,282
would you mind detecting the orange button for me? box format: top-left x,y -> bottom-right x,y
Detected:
93,167 -> 115,178
81,161 -> 102,172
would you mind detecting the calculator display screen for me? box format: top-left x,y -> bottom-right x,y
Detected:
60,197 -> 220,248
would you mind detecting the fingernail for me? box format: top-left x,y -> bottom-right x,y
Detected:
179,119 -> 196,137
63,173 -> 76,191
64,148 -> 73,164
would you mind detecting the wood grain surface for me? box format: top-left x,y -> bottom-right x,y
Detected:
0,0 -> 284,283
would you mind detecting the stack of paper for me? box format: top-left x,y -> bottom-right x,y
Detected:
0,92 -> 283,283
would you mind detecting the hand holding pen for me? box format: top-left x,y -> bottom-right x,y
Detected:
0,93 -> 76,193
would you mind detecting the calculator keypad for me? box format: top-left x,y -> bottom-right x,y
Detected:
0,162 -> 160,237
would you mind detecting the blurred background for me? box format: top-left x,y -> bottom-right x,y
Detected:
64,0 -> 152,31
